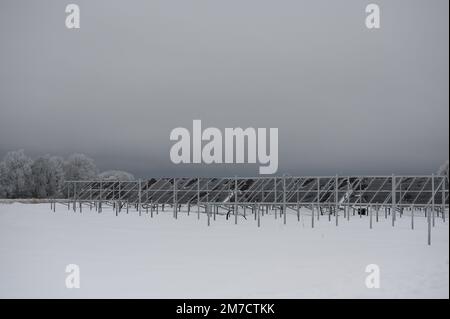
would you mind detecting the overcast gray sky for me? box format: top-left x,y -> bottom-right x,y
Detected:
0,0 -> 448,177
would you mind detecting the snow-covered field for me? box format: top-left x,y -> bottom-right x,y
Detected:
0,203 -> 448,298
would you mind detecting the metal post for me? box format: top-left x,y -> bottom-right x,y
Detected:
274,177 -> 277,220
392,174 -> 396,227
138,179 -> 142,216
347,176 -> 350,221
257,204 -> 261,228
89,185 -> 92,211
427,207 -> 431,245
118,181 -> 122,214
99,181 -> 102,213
359,178 -> 362,218
197,178 -> 200,220
432,174 -> 435,227
283,175 -> 287,225
317,177 -> 320,221
173,178 -> 177,219
442,176 -> 446,222
335,174 -> 338,226
234,176 -> 238,225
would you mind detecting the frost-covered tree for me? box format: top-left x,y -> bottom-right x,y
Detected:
0,149 -> 33,198
98,170 -> 135,181
31,155 -> 65,198
437,160 -> 449,176
63,153 -> 97,181
49,156 -> 65,196
0,161 -> 8,198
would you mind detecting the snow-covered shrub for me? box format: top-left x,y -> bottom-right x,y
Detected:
437,160 -> 449,176
98,170 -> 135,181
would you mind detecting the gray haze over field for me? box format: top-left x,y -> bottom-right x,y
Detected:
0,0 -> 448,177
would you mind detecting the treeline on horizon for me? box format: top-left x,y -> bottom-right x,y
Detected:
0,150 -> 448,200
0,150 -> 135,199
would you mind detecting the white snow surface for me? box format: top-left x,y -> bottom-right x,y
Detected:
0,203 -> 448,298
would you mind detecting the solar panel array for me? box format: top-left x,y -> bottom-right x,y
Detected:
65,175 -> 448,207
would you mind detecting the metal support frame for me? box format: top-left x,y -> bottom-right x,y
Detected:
54,174 -> 448,244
